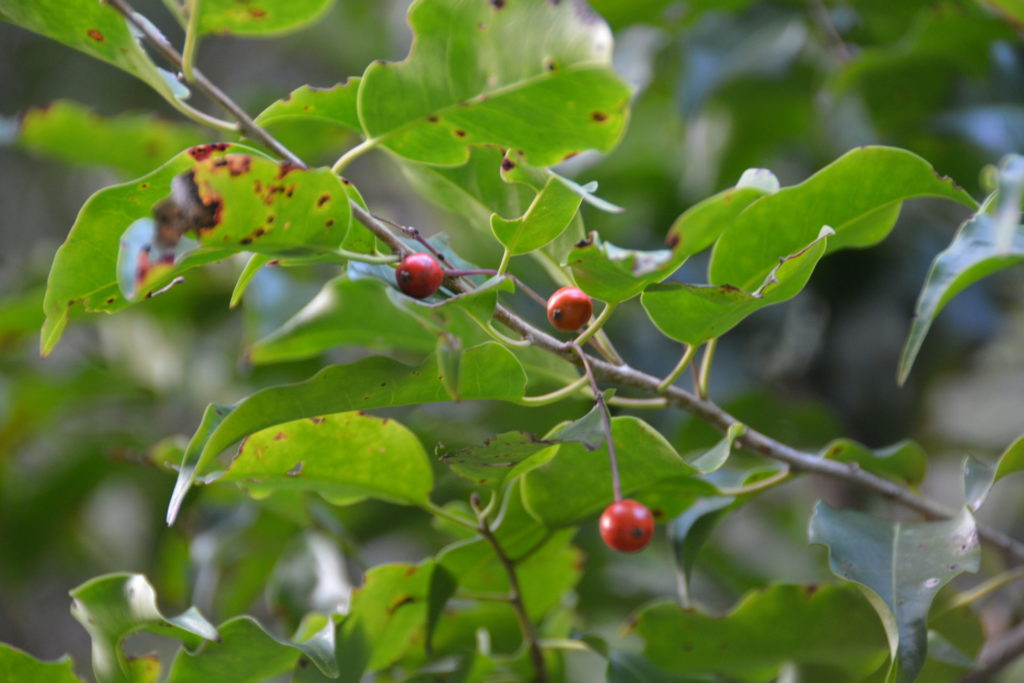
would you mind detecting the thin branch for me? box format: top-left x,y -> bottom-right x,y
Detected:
107,0 -> 306,167
958,622 -> 1024,683
471,494 -> 547,683
807,0 -> 853,64
108,0 -> 1024,566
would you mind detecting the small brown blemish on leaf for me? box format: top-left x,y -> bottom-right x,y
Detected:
274,432 -> 288,441
341,178 -> 352,186
501,158 -> 515,171
249,8 -> 267,19
266,215 -> 275,223
139,183 -> 149,190
544,58 -> 558,71
240,237 -> 252,245
591,111 -> 608,122
563,151 -> 578,161
325,219 -> 335,227
188,142 -> 230,161
490,0 -> 505,8
310,416 -> 325,425
453,129 -> 467,138
286,461 -> 304,476
665,233 -> 680,249
277,162 -> 299,179
651,508 -> 664,519
285,185 -> 295,198
106,296 -> 116,304
404,566 -> 418,577
227,155 -> 251,176
213,158 -> 228,168
427,115 -> 439,123
254,227 -> 267,238
388,595 -> 415,613
317,193 -> 331,207
87,29 -> 104,42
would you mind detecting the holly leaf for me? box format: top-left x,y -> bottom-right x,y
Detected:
357,0 -> 630,166
808,503 -> 980,683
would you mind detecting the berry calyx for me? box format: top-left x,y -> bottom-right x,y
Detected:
599,499 -> 654,553
395,252 -> 444,299
546,286 -> 592,332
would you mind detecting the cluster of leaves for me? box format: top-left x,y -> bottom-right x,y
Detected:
3,1 -> 1024,682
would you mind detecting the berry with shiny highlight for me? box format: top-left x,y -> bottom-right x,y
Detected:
599,499 -> 654,552
546,286 -> 592,332
396,252 -> 444,299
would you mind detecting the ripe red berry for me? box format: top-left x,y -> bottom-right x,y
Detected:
546,286 -> 592,332
600,499 -> 654,553
395,252 -> 444,299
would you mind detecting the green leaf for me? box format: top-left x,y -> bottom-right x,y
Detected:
440,431 -> 558,489
0,644 -> 81,683
633,585 -> 888,682
166,616 -> 311,682
961,433 -> 1024,510
69,573 -> 218,683
357,0 -> 630,166
569,234 -> 676,303
39,143 -> 263,356
249,277 -> 439,364
689,422 -> 746,474
898,155 -> 1024,384
491,175 -> 582,255
819,439 -> 928,486
521,416 -> 696,527
607,652 -> 716,683
0,0 -> 186,103
255,78 -> 362,132
168,342 -> 526,523
668,496 -> 734,606
169,0 -> 334,36
641,226 -> 832,346
808,503 -> 981,683
14,100 -> 207,178
665,169 -> 778,259
219,411 -> 433,506
709,147 -> 977,290
425,566 -> 457,655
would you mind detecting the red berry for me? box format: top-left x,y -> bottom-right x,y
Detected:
546,286 -> 592,332
600,499 -> 654,553
395,252 -> 444,299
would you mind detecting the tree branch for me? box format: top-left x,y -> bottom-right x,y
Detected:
109,0 -> 1024,566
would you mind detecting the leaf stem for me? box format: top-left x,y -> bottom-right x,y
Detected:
181,0 -> 200,83
166,97 -> 239,134
717,468 -> 790,497
571,342 -> 621,502
421,501 -> 478,532
479,321 -> 532,348
331,138 -> 378,175
496,248 -> 512,276
945,565 -> 1024,613
574,301 -> 616,347
518,376 -> 589,406
696,338 -> 718,399
658,344 -> 697,393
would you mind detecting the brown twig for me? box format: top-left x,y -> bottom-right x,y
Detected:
570,342 -> 622,502
470,494 -> 547,683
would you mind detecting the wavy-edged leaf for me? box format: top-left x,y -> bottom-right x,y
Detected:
709,147 -> 977,290
40,143 -> 264,355
819,439 -> 927,486
249,277 -> 438,364
898,154 -> 1024,384
14,100 -> 207,178
357,0 -> 630,166
255,78 -> 362,132
168,342 -> 526,523
0,644 -> 81,683
166,0 -> 334,36
491,174 -> 582,254
634,585 -> 888,682
642,226 -> 832,346
0,0 -> 186,102
220,411 -> 432,506
70,573 -> 218,683
808,503 -> 980,683
569,234 -> 676,303
688,423 -> 746,474
521,416 -> 697,527
166,616 -> 331,682
665,169 -> 778,260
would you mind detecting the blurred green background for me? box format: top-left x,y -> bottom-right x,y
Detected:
2,0 -> 1024,679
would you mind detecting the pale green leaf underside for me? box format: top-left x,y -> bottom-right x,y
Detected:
808,504 -> 980,683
